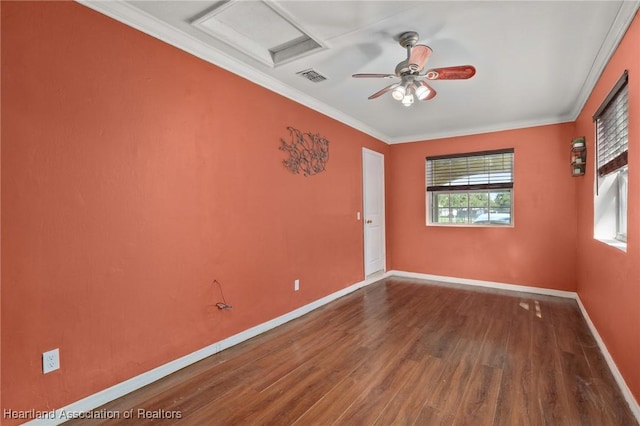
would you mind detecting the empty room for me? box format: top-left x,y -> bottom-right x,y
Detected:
2,1 -> 639,425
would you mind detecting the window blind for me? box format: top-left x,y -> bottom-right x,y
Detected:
426,149 -> 514,192
594,71 -> 628,177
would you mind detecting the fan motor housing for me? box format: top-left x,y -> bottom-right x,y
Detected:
395,60 -> 412,76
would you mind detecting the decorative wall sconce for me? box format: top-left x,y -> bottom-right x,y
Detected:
571,137 -> 586,177
279,127 -> 330,176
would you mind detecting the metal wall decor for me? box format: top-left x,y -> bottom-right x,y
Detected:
279,127 -> 330,176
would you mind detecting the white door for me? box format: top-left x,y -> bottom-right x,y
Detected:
362,148 -> 386,276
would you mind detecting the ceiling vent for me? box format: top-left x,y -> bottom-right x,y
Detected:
297,69 -> 328,83
192,0 -> 325,68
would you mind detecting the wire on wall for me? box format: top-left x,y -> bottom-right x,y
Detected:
213,279 -> 232,310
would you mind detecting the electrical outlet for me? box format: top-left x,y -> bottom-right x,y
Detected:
42,348 -> 60,374
294,279 -> 300,291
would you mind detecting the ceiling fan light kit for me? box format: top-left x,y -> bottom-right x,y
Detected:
353,31 -> 476,107
390,78 -> 431,106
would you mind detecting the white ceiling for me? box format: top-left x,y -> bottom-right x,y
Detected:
79,1 -> 639,144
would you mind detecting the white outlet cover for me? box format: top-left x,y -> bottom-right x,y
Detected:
294,279 -> 300,291
43,348 -> 60,374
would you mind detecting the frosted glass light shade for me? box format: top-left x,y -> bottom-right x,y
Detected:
392,86 -> 406,100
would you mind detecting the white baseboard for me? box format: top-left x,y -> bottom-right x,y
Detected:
26,269 -> 639,425
25,271 -> 391,425
388,270 -> 577,299
575,296 -> 640,422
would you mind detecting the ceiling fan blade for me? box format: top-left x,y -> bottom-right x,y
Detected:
415,80 -> 437,101
425,65 -> 476,80
352,73 -> 397,79
368,83 -> 400,100
408,45 -> 432,72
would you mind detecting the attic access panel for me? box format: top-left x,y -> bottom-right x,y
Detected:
192,0 -> 325,67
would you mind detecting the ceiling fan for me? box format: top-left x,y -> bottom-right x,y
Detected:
352,31 -> 476,106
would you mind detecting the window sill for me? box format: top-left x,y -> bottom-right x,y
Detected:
595,237 -> 627,252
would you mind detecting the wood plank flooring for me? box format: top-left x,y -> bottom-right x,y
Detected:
65,277 -> 637,425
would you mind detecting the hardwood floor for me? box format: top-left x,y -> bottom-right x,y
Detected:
65,277 -> 637,425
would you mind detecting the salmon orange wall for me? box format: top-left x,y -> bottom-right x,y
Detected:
388,123 -> 578,291
574,10 -> 640,402
1,1 -> 388,416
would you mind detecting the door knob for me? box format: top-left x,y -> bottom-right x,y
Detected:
366,219 -> 373,224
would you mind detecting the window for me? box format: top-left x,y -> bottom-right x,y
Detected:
594,71 -> 628,248
426,149 -> 514,226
